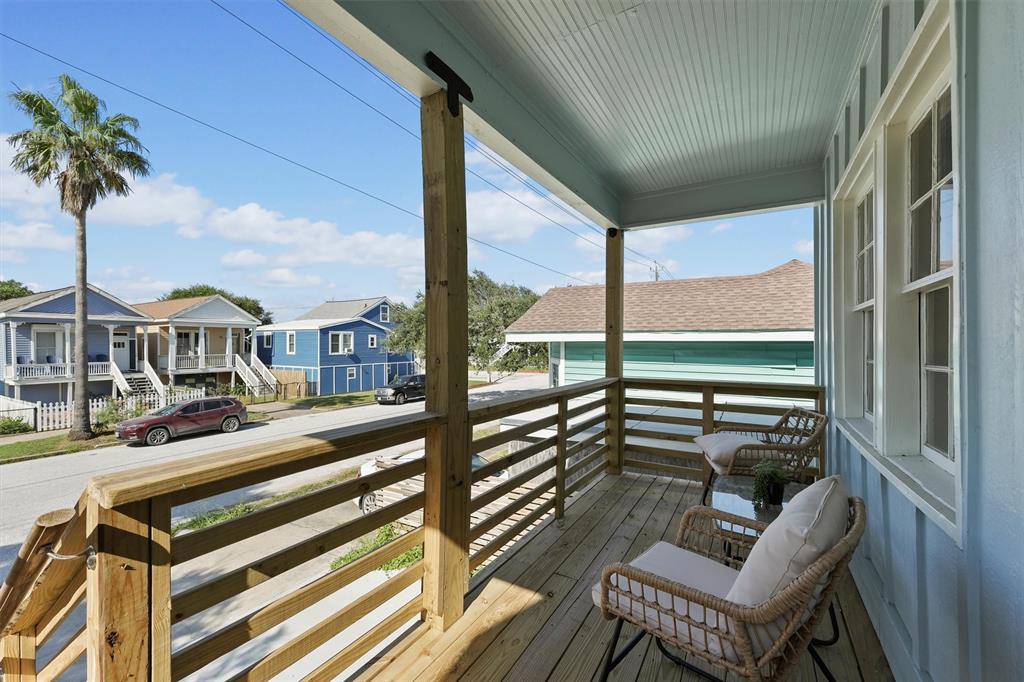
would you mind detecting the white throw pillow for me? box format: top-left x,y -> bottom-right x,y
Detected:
726,475 -> 849,606
694,433 -> 763,474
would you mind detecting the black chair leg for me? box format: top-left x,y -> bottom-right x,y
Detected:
809,645 -> 837,682
598,618 -> 648,682
812,602 -> 840,647
654,638 -> 725,682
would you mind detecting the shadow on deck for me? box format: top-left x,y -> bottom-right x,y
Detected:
354,472 -> 893,682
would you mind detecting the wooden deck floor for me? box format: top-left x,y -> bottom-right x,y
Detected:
356,472 -> 893,682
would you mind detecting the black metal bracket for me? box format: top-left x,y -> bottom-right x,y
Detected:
425,51 -> 474,117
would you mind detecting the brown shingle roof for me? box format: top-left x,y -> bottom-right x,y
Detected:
133,296 -> 216,320
506,260 -> 814,334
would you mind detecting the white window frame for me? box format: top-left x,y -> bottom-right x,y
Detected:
379,304 -> 390,323
262,332 -> 272,348
31,325 -> 65,363
329,331 -> 354,355
919,284 -> 955,472
347,367 -> 357,380
286,331 -> 296,355
367,334 -> 377,349
905,86 -> 955,289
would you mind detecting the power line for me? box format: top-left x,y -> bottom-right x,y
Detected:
0,32 -> 592,285
268,0 -> 667,274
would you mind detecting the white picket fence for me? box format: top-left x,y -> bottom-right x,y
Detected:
32,388 -> 206,433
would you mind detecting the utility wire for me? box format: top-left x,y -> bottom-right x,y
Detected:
267,0 -> 667,274
0,32 -> 592,285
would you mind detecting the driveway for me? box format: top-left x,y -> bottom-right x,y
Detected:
0,372 -> 548,574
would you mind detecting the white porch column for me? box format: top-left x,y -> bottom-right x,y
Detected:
9,322 -> 18,366
226,326 -> 233,358
107,325 -> 117,396
249,328 -> 256,364
168,325 -> 176,371
63,323 -> 72,364
143,325 -> 149,367
198,325 -> 206,369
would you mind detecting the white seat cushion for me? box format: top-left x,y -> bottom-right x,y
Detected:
592,541 -> 741,661
694,433 -> 763,474
727,475 -> 849,607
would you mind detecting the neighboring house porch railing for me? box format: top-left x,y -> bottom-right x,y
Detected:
203,354 -> 232,369
250,354 -> 278,390
4,362 -> 112,380
109,362 -> 131,397
143,360 -> 166,398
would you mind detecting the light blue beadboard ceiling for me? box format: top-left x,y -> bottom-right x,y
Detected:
435,0 -> 874,197
305,0 -> 877,226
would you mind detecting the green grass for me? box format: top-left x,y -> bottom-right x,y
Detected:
171,466 -> 359,536
329,523 -> 423,572
287,391 -> 378,410
0,432 -> 118,463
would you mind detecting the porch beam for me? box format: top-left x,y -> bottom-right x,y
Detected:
605,227 -> 625,474
420,87 -> 470,631
619,163 -> 825,229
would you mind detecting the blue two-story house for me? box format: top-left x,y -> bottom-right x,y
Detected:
0,285 -> 155,402
257,297 -> 415,396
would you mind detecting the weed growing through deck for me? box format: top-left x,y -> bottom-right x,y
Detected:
171,466 -> 359,536
329,522 -> 423,572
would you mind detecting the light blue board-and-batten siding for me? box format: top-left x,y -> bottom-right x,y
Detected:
817,2 -> 1024,681
4,323 -> 123,363
23,289 -> 144,317
555,341 -> 814,386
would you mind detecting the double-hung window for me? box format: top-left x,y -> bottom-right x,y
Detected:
368,334 -> 377,349
262,332 -> 272,349
380,304 -> 390,323
854,191 -> 875,418
286,331 -> 296,355
330,331 -> 354,355
908,88 -> 956,470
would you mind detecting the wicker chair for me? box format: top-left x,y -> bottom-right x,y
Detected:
700,407 -> 827,504
595,497 -> 865,682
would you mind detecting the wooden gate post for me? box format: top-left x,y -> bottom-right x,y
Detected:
1,628 -> 36,681
86,496 -> 171,680
605,227 -> 625,474
420,88 -> 470,631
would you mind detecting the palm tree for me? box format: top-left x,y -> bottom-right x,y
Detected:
9,75 -> 150,439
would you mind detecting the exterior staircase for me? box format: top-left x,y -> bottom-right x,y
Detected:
122,372 -> 156,395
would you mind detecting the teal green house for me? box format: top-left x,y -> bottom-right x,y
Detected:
506,261 -> 814,388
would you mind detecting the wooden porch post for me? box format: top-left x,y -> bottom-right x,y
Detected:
85,495 -> 171,680
420,88 -> 470,631
605,227 -> 625,474
1,627 -> 36,681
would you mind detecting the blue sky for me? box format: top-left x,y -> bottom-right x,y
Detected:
0,1 -> 812,321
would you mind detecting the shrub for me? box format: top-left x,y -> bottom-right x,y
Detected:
92,400 -> 123,429
0,416 -> 33,434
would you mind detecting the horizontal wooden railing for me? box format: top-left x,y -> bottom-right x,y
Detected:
0,375 -> 821,680
622,377 -> 826,481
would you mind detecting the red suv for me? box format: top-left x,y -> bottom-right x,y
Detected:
116,397 -> 248,446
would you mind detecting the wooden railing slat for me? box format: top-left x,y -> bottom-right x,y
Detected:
471,458 -> 555,513
624,427 -> 696,444
220,563 -> 424,682
470,478 -> 555,542
36,626 -> 85,682
565,428 -> 607,458
300,596 -> 423,682
172,529 -> 424,678
467,377 -> 615,423
472,414 -> 557,453
471,435 -> 556,483
565,411 -> 607,439
624,458 -> 702,481
470,499 -> 555,570
624,411 -> 702,427
625,443 -> 702,461
172,458 -> 425,564
565,395 -> 609,420
0,509 -> 75,635
171,493 -> 424,623
565,445 -> 608,480
565,462 -> 607,497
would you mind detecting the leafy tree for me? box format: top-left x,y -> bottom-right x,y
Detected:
9,75 -> 150,440
0,279 -> 33,301
162,284 -> 273,324
389,270 -> 547,381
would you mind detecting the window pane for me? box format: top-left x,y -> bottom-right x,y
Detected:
925,287 -> 950,367
864,247 -> 874,300
910,114 -> 933,201
910,197 -> 933,280
938,181 -> 954,269
865,362 -> 874,415
865,191 -> 874,244
937,90 -> 953,179
856,200 -> 866,250
924,371 -> 950,456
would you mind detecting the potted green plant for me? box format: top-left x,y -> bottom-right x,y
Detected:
751,461 -> 791,507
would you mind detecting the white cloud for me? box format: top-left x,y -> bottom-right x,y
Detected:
221,249 -> 268,269
710,221 -> 734,235
467,188 -> 572,243
1,133 -> 60,220
97,267 -> 175,301
264,268 -> 323,288
794,239 -> 815,256
626,225 -> 694,253
90,173 -> 213,226
2,221 -> 74,251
